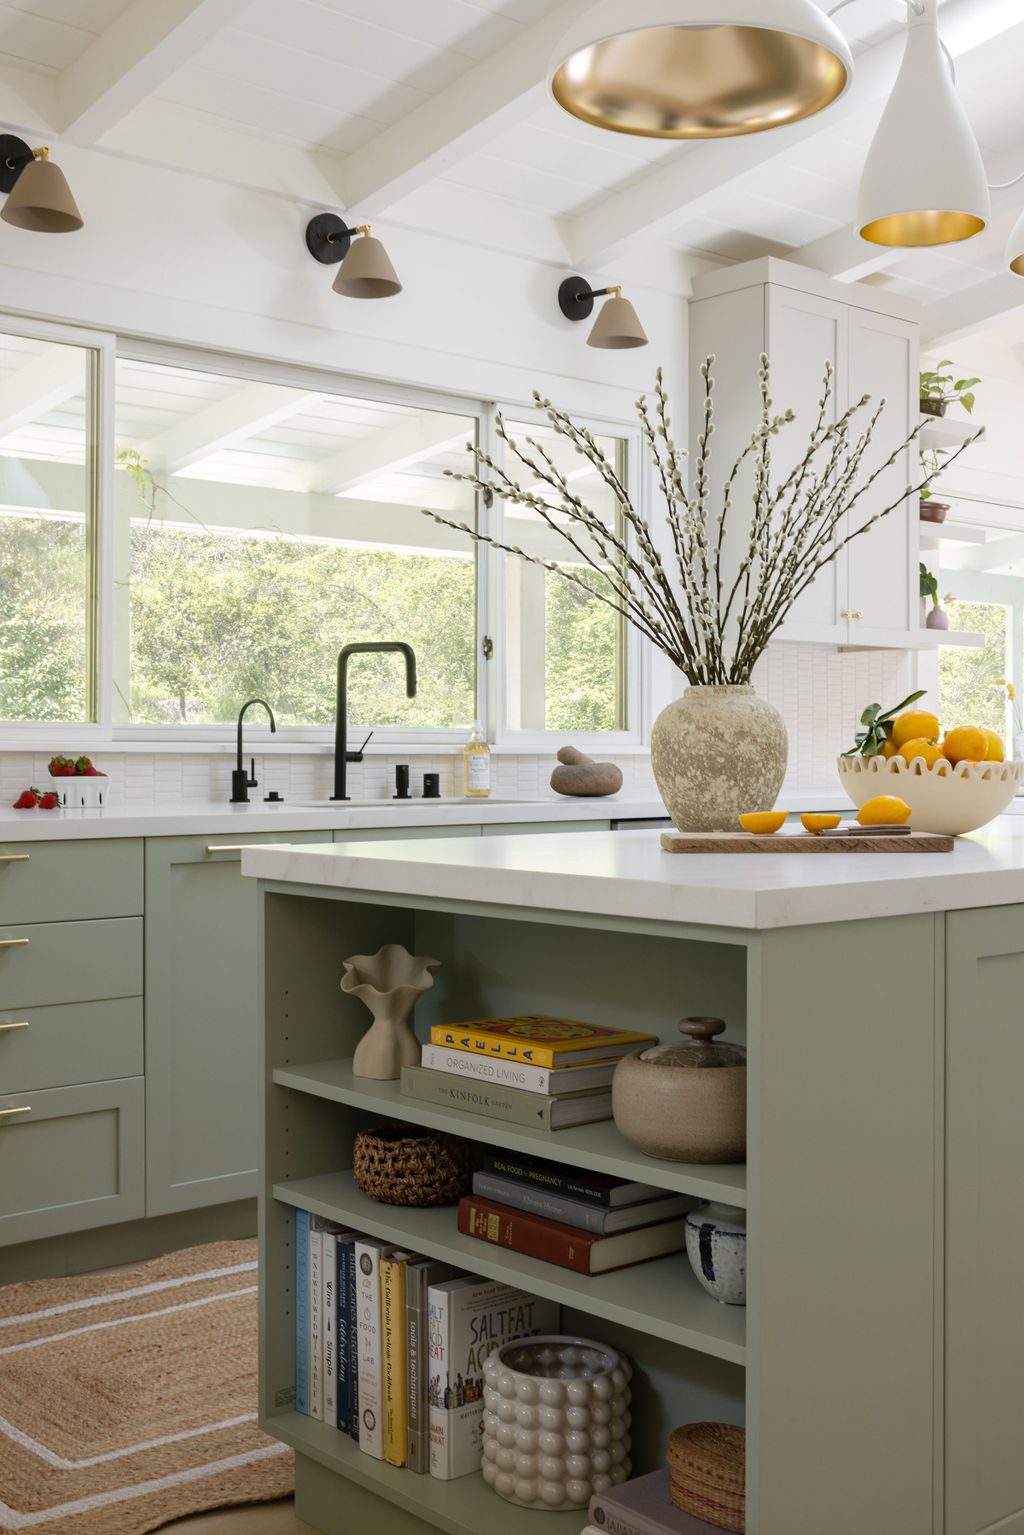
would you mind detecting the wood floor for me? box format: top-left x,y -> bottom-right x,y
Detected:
165,1501 -> 314,1533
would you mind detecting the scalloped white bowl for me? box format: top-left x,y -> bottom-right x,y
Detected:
838,754 -> 1023,836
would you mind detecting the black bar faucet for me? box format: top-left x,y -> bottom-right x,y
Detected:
332,643 -> 417,800
231,698 -> 276,803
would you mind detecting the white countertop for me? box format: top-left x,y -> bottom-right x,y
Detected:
241,816 -> 1024,931
0,788 -> 845,842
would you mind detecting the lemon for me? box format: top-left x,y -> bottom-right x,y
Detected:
897,738 -> 946,769
891,710 -> 940,749
738,811 -> 788,834
879,739 -> 899,759
800,813 -> 842,834
942,725 -> 989,765
983,728 -> 1005,763
856,795 -> 912,827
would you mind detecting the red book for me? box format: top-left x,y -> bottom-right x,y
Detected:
458,1195 -> 684,1276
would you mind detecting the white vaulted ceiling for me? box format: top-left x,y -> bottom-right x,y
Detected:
1,0 -> 1024,343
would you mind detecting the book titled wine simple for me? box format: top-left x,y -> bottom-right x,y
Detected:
430,1015 -> 657,1067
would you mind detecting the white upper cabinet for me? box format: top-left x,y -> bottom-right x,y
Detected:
689,259 -> 920,650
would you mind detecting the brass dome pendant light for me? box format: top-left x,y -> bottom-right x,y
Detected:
0,135 -> 83,232
548,0 -> 853,140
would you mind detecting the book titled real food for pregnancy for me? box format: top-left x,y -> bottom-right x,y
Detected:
427,1276 -> 559,1480
430,1015 -> 657,1067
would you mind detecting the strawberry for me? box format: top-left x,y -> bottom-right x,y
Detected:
74,755 -> 93,775
13,789 -> 39,809
84,765 -> 105,776
48,755 -> 75,777
37,792 -> 61,810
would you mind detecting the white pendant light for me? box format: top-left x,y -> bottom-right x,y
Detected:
549,0 -> 852,140
1007,208 -> 1024,277
857,0 -> 989,247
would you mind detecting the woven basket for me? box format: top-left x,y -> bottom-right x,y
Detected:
667,1422 -> 745,1534
353,1125 -> 473,1206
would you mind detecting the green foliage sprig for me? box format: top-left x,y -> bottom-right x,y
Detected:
843,689 -> 927,758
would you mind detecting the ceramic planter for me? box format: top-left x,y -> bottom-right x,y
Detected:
612,1018 -> 746,1164
920,397 -> 947,417
482,1336 -> 632,1510
341,943 -> 440,1080
684,1203 -> 747,1306
919,499 -> 949,523
651,685 -> 787,833
925,605 -> 949,630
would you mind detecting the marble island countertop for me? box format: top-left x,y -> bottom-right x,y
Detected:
0,787 -> 846,842
241,816 -> 1024,930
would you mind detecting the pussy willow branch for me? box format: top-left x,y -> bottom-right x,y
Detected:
422,360 -> 982,685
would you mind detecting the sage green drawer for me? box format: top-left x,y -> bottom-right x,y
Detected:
0,839 -> 143,925
0,917 -> 143,1012
0,1077 -> 144,1245
0,998 -> 143,1093
332,825 -> 480,844
482,820 -> 611,836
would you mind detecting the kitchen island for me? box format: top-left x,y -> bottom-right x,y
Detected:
247,824 -> 1024,1535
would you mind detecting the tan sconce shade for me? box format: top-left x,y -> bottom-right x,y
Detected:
305,212 -> 401,300
558,275 -> 648,350
588,292 -> 648,349
332,233 -> 402,299
0,140 -> 83,233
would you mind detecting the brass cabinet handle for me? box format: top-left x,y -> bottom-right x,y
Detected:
0,1021 -> 29,1033
0,938 -> 29,949
840,609 -> 852,620
0,854 -> 29,864
0,1105 -> 31,1119
852,609 -> 863,620
206,845 -> 245,854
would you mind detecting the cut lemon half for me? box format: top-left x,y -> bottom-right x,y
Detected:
738,811 -> 788,834
800,813 -> 842,834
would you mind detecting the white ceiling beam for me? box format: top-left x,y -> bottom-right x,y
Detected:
144,384 -> 320,477
306,411 -> 470,496
0,349 -> 84,442
338,0 -> 595,218
922,273 -> 1024,344
565,0 -> 1021,268
789,226 -> 902,282
57,0 -> 253,144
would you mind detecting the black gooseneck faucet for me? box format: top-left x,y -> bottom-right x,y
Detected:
333,642 -> 417,800
231,698 -> 276,804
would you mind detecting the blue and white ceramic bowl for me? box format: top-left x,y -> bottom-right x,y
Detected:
684,1203 -> 746,1306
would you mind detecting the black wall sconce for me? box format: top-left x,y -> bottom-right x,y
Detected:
0,135 -> 83,232
558,275 -> 647,349
305,213 -> 402,299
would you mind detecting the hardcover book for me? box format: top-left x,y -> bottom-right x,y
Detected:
345,1236 -> 360,1442
406,1258 -> 455,1474
480,1149 -> 666,1208
427,1276 -> 559,1480
335,1235 -> 358,1435
458,1195 -> 685,1275
355,1236 -> 394,1459
308,1224 -> 322,1420
588,1468 -> 723,1535
473,1171 -> 690,1234
420,1042 -> 619,1096
401,1065 -> 612,1129
381,1251 -> 418,1468
294,1208 -> 309,1416
430,1014 -> 656,1067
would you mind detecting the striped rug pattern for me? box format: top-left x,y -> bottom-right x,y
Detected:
0,1240 -> 293,1534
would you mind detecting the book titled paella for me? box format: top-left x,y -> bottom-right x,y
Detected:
429,1015 -> 656,1068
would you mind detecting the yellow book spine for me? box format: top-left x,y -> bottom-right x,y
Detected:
381,1258 -> 408,1467
428,1026 -> 559,1066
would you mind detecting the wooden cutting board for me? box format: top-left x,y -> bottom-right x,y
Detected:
661,829 -> 955,854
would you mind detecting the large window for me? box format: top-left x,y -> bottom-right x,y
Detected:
0,325 -> 99,724
113,358 -> 479,732
939,600 -> 1010,733
501,418 -> 629,735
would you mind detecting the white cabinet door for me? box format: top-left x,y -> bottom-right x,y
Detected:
766,287 -> 851,646
845,308 -> 919,647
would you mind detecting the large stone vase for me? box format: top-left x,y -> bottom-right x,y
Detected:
651,685 -> 788,832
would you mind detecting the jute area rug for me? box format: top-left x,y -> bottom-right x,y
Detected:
0,1239 -> 293,1534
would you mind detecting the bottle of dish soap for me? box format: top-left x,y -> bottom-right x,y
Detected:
463,721 -> 491,799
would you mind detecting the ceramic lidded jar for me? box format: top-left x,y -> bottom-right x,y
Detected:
611,1018 -> 746,1163
684,1203 -> 747,1306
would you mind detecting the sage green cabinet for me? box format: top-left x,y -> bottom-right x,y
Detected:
144,832 -> 327,1216
0,838 -> 143,925
945,908 -> 1024,1535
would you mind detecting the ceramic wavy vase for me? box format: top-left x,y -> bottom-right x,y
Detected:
651,684 -> 788,833
341,943 -> 440,1081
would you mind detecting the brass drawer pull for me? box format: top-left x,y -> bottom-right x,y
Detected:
0,854 -> 29,864
0,938 -> 29,949
0,1105 -> 31,1119
0,1021 -> 29,1033
206,845 -> 245,854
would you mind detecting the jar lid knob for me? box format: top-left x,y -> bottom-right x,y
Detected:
679,1016 -> 726,1041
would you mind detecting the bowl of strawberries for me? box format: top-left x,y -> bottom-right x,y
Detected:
47,754 -> 108,809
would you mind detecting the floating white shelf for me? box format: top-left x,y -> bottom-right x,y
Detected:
920,414 -> 986,451
919,522 -> 988,548
918,630 -> 985,648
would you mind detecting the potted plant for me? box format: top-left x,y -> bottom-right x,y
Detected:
920,361 -> 980,418
920,563 -> 949,629
425,356 -> 979,831
919,447 -> 950,522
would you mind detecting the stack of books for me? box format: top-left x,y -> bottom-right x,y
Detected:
294,1209 -> 558,1478
458,1150 -> 689,1275
400,1014 -> 658,1130
585,1468 -> 725,1534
